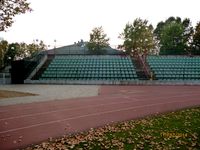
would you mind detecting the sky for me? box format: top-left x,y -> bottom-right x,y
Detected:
1,0 -> 199,49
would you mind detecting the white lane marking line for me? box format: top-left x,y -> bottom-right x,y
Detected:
0,96 -> 135,120
1,92 -> 198,121
1,92 -> 199,121
0,90 -> 198,112
0,94 -> 122,113
0,99 -> 199,134
0,100 -> 135,121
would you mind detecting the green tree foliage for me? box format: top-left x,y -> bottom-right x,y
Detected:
0,40 -> 8,68
0,0 -> 32,31
1,40 -> 47,67
17,42 -> 29,59
87,26 -> 110,55
4,43 -> 20,65
154,17 -> 193,55
160,22 -> 185,54
27,40 -> 47,57
192,22 -> 200,54
119,18 -> 155,56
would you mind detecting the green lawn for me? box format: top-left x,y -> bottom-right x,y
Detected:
25,107 -> 200,150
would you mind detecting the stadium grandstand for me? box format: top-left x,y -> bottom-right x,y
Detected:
10,41 -> 200,85
147,55 -> 200,80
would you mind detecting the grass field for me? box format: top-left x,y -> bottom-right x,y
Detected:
25,107 -> 200,150
0,90 -> 37,99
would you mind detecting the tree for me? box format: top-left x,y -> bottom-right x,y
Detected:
2,40 -> 47,67
17,40 -> 47,59
4,43 -> 20,65
160,22 -> 185,54
119,18 -> 155,57
154,17 -> 182,39
192,22 -> 200,54
87,26 -> 110,54
154,17 -> 193,55
17,42 -> 29,59
27,40 -> 47,57
0,0 -> 32,31
0,40 -> 8,68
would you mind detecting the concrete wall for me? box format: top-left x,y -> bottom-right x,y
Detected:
0,73 -> 11,84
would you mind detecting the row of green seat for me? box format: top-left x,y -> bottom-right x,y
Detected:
150,65 -> 200,68
51,60 -> 133,63
54,55 -> 129,59
153,68 -> 200,71
42,74 -> 137,78
148,55 -> 200,59
49,63 -> 133,66
147,55 -> 200,80
150,62 -> 200,65
50,63 -> 132,66
157,71 -> 200,76
53,57 -> 131,60
156,74 -> 199,80
42,71 -> 135,75
40,77 -> 138,81
45,67 -> 135,70
40,55 -> 138,81
44,69 -> 132,72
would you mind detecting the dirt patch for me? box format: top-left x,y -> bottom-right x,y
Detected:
0,90 -> 37,99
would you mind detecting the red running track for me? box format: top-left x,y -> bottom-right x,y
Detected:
0,85 -> 200,150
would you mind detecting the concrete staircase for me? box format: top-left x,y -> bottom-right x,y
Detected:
32,55 -> 54,80
132,56 -> 151,80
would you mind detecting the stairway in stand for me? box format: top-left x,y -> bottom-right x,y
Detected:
132,56 -> 150,80
32,55 -> 54,80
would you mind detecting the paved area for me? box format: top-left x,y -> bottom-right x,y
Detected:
0,85 -> 200,150
0,85 -> 99,106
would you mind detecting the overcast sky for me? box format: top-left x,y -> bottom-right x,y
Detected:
1,0 -> 199,48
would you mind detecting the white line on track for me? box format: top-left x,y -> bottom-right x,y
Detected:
0,98 -> 199,134
0,92 -> 199,121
